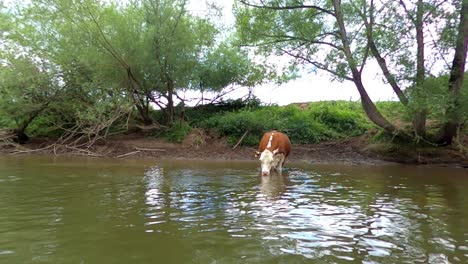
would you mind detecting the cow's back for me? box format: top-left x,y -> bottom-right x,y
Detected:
258,131 -> 291,157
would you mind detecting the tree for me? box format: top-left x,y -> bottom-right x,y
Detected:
235,0 -> 467,143
1,0 -> 269,133
142,0 -> 271,125
438,0 -> 468,144
235,0 -> 399,134
361,0 -> 428,136
359,0 -> 464,139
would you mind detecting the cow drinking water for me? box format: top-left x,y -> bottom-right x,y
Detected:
255,131 -> 291,176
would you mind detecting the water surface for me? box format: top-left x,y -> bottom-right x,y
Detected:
0,156 -> 467,263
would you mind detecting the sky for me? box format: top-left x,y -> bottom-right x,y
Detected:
185,0 -> 400,106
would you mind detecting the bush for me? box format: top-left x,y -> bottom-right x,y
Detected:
26,114 -> 62,138
308,101 -> 372,136
0,112 -> 14,129
164,122 -> 192,143
186,97 -> 260,121
376,101 -> 411,122
196,101 -> 372,146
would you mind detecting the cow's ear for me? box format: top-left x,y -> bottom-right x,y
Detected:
254,151 -> 261,157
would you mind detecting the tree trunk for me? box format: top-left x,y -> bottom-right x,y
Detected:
412,0 -> 427,138
135,102 -> 153,125
166,78 -> 175,127
131,89 -> 152,125
14,122 -> 31,144
332,0 -> 398,134
437,0 -> 468,145
367,39 -> 409,105
127,69 -> 153,125
363,0 -> 408,106
14,103 -> 50,144
412,110 -> 427,138
354,74 -> 398,133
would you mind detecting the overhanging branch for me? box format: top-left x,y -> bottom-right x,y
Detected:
238,0 -> 335,16
280,48 -> 354,81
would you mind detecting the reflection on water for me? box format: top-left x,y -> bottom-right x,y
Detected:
0,156 -> 467,263
259,172 -> 289,198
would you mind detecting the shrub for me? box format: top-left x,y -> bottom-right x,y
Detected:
375,101 -> 410,122
164,122 -> 192,143
308,101 -> 372,136
196,101 -> 372,146
185,97 -> 262,124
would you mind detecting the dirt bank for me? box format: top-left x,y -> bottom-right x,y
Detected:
1,132 -> 467,167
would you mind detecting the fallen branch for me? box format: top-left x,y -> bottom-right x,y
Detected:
136,123 -> 167,131
116,150 -> 141,158
64,145 -> 103,157
133,147 -> 167,152
232,130 -> 249,150
53,106 -> 132,150
10,144 -> 56,154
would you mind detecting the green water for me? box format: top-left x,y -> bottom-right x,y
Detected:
0,156 -> 467,263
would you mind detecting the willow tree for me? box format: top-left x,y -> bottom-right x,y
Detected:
193,41 -> 272,104
1,0 -> 268,134
235,0 -> 467,144
143,0 -> 269,125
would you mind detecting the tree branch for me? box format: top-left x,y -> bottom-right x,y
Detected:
398,0 -> 416,25
238,0 -> 335,16
427,27 -> 451,69
243,31 -> 343,51
360,44 -> 370,75
280,48 -> 354,81
423,0 -> 450,23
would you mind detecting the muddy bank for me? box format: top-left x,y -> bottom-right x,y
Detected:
1,133 -> 467,167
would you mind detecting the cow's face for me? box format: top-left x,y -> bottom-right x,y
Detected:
259,149 -> 278,176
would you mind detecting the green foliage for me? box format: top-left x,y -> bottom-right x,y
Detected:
0,52 -> 60,132
406,73 -> 468,122
1,0 -> 273,133
185,97 -> 262,124
235,0 -> 467,143
165,122 -> 192,143
193,43 -> 269,92
25,114 -> 62,138
234,0 -> 357,81
375,101 -> 411,122
197,101 -> 372,146
0,111 -> 13,128
308,101 -> 372,135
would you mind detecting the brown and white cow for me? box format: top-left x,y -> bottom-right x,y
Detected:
255,131 -> 291,176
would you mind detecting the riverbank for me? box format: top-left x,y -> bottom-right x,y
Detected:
1,133 -> 467,167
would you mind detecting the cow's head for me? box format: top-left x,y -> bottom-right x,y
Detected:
258,148 -> 280,176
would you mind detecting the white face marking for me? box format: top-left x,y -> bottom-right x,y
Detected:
259,147 -> 285,176
259,148 -> 286,176
259,149 -> 274,176
266,133 -> 274,148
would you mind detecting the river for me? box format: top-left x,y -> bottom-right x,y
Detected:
0,156 -> 467,263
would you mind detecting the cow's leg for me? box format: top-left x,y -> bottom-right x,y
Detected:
273,154 -> 285,173
277,163 -> 282,173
